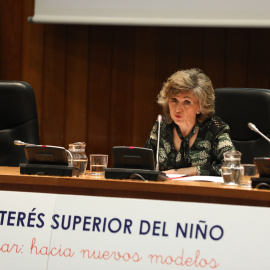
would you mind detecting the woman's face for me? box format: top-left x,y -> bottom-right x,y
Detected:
168,91 -> 200,126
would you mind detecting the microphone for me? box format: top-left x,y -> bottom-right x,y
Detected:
14,140 -> 35,146
14,140 -> 81,177
104,115 -> 168,181
155,114 -> 162,171
14,140 -> 74,166
248,122 -> 270,144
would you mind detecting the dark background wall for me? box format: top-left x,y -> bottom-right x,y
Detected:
1,0 -> 270,160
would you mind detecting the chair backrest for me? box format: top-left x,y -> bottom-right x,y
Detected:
215,87 -> 270,163
0,81 -> 39,166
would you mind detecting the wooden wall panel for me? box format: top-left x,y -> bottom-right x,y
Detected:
64,25 -> 89,148
133,27 -> 157,147
247,29 -> 270,89
2,0 -> 270,159
202,28 -> 227,87
223,28 -> 249,87
0,0 -> 23,80
87,26 -> 113,156
42,25 -> 67,146
155,27 -> 181,118
179,28 -> 204,69
109,27 -> 136,148
21,0 -> 44,136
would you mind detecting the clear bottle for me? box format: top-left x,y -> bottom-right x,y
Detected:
68,142 -> 88,175
221,150 -> 244,185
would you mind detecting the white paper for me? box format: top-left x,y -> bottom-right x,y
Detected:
166,174 -> 224,183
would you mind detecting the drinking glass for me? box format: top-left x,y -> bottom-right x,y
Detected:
221,150 -> 243,185
89,154 -> 108,175
239,164 -> 258,187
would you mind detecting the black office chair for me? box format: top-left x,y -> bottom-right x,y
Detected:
215,88 -> 270,163
0,81 -> 39,166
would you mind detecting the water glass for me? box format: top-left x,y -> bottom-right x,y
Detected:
221,150 -> 243,185
221,166 -> 244,185
90,154 -> 108,175
239,164 -> 258,187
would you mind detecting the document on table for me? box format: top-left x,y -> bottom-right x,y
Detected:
166,174 -> 224,183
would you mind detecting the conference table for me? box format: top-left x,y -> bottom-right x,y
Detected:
1,166 -> 270,269
0,166 -> 269,207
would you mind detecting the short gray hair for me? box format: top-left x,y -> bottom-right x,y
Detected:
157,68 -> 215,123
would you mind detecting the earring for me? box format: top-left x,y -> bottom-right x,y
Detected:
197,111 -> 200,114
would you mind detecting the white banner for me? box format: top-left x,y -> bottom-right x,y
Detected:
0,190 -> 269,269
30,0 -> 270,27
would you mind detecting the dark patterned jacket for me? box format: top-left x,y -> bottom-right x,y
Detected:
145,115 -> 235,176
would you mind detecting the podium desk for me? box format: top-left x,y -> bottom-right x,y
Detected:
0,166 -> 269,207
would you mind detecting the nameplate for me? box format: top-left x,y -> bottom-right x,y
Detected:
0,190 -> 269,269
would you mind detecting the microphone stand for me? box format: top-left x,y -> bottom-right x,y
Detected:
155,115 -> 162,171
248,123 -> 270,144
247,123 -> 270,189
104,115 -> 168,181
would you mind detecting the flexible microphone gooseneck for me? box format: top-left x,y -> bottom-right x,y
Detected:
248,123 -> 270,144
155,115 -> 162,171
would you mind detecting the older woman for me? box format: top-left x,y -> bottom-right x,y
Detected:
145,68 -> 235,176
